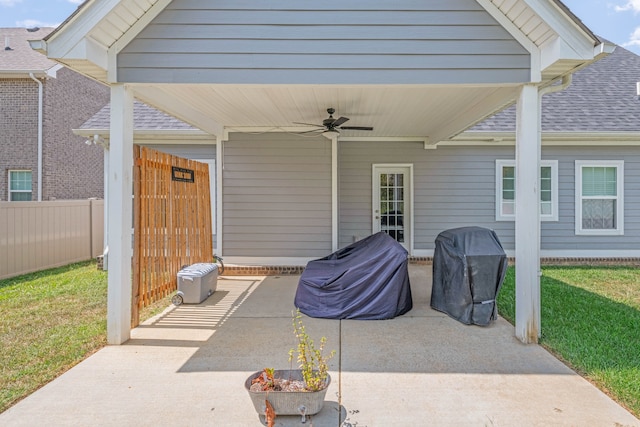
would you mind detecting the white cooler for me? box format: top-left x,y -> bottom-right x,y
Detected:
174,263 -> 218,305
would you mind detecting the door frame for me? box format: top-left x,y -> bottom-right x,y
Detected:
372,164 -> 414,254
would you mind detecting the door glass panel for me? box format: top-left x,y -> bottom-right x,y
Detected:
378,172 -> 405,243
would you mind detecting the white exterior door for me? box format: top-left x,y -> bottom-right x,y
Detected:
372,165 -> 412,251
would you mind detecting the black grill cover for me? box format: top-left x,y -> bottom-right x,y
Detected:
431,227 -> 508,326
295,232 -> 412,320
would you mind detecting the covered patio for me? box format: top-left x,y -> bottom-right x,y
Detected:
2,266 -> 638,426
31,0 -> 617,346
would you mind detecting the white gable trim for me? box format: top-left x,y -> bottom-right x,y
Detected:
107,0 -> 173,82
45,0 -> 121,59
528,0 -> 597,60
475,0 -> 541,82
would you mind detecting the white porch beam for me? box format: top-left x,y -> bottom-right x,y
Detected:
514,84 -> 541,344
107,84 -> 134,345
428,86 -> 519,145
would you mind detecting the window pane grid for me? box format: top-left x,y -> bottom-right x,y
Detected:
582,166 -> 617,196
379,173 -> 405,243
498,163 -> 555,219
578,163 -> 621,234
8,170 -> 32,201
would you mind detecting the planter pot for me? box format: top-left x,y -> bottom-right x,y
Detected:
245,369 -> 330,422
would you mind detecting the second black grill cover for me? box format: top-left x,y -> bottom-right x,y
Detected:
295,232 -> 412,320
431,226 -> 508,326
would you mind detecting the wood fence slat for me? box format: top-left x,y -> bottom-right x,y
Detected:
132,147 -> 212,324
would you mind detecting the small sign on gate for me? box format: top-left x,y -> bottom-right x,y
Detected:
171,166 -> 195,183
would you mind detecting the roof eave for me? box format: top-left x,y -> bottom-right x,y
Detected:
453,131 -> 640,145
73,128 -> 212,139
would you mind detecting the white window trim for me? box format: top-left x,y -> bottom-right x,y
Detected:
8,170 -> 32,201
575,160 -> 624,236
495,159 -> 558,222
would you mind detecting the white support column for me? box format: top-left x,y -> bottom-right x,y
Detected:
216,137 -> 225,256
514,84 -> 542,344
107,84 -> 134,345
102,139 -> 109,270
331,135 -> 338,252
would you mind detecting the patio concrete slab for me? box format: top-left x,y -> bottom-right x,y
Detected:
1,267 -> 638,427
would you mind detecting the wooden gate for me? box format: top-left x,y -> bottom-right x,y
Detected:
132,146 -> 213,325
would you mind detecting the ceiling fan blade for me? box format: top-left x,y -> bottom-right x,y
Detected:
293,121 -> 323,127
340,126 -> 374,131
331,116 -> 349,127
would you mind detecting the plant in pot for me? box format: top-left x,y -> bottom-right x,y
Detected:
245,309 -> 336,425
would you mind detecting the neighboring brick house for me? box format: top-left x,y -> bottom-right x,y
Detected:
0,27 -> 109,201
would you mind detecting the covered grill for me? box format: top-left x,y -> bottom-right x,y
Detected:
431,226 -> 508,326
295,232 -> 412,320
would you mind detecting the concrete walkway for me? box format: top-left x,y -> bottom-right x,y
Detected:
2,267 -> 639,426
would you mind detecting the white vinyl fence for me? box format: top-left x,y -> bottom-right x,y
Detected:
0,199 -> 104,280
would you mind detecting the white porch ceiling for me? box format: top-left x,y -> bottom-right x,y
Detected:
133,84 -> 520,142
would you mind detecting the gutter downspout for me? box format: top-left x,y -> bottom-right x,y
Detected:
29,73 -> 43,201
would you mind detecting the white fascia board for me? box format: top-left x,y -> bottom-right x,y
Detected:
73,128 -> 213,140
0,70 -> 48,78
523,0 -> 600,52
452,131 -> 640,145
527,0 -> 598,60
46,0 -> 121,60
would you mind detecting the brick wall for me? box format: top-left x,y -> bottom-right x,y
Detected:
42,67 -> 110,200
0,79 -> 39,201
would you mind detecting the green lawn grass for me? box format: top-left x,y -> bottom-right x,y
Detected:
0,261 -> 170,413
497,266 -> 640,418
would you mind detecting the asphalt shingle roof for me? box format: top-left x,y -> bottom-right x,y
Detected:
0,27 -> 55,72
472,45 -> 640,133
81,101 -> 196,131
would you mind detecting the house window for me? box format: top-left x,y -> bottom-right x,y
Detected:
495,160 -> 558,221
575,161 -> 624,235
8,170 -> 32,201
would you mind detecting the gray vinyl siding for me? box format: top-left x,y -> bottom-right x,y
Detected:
118,0 -> 530,85
542,146 -> 640,250
223,133 -> 331,257
339,142 -> 640,252
339,142 -> 508,250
